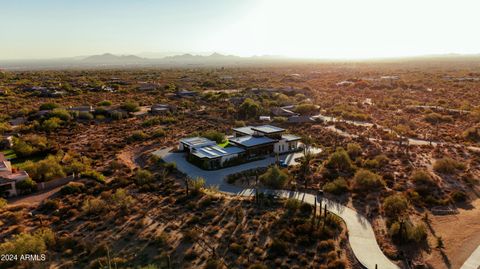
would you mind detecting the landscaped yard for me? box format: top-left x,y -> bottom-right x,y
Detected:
1,149 -> 16,159
1,149 -> 45,169
218,139 -> 229,148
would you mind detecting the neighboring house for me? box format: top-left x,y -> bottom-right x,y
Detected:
0,153 -> 29,197
176,89 -> 198,98
229,97 -> 245,106
150,104 -> 177,115
231,125 -> 301,156
33,110 -> 52,118
271,107 -> 299,117
9,117 -> 26,127
32,87 -> 66,97
179,125 -> 301,170
336,80 -> 355,87
288,115 -> 315,124
259,116 -> 271,122
68,106 -> 94,113
138,82 -> 160,91
23,86 -> 48,92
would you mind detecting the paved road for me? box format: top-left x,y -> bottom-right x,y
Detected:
461,245 -> 480,269
153,148 -> 399,269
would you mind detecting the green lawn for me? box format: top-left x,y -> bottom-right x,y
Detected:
218,140 -> 229,148
1,149 -> 44,169
1,149 -> 17,159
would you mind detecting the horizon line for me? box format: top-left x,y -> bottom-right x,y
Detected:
1,51 -> 480,63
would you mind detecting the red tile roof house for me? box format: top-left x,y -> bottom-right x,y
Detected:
0,153 -> 29,197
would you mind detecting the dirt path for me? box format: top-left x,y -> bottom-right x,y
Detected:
7,186 -> 62,206
424,199 -> 480,269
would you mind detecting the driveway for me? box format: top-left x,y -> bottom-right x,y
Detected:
153,147 -> 399,269
461,245 -> 480,269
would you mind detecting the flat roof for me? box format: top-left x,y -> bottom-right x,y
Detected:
251,125 -> 285,134
180,137 -> 216,148
232,126 -> 255,135
192,145 -> 245,159
229,135 -> 277,148
282,134 -> 301,142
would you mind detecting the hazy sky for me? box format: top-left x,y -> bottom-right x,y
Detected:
1,0 -> 480,60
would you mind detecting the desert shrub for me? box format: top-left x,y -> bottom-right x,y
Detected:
273,116 -> 288,123
229,242 -> 243,254
16,178 -> 37,194
463,126 -> 480,142
383,194 -> 408,220
97,100 -> 112,106
0,228 -> 55,255
327,259 -> 346,269
389,221 -> 427,244
128,131 -> 149,142
204,258 -> 222,269
239,98 -> 261,119
40,199 -> 59,211
65,160 -> 88,176
323,178 -> 348,195
80,170 -> 105,183
82,198 -> 107,215
321,148 -> 354,179
450,190 -> 468,202
0,198 -> 7,209
39,103 -> 59,110
60,182 -> 85,195
42,117 -> 63,131
352,169 -> 384,192
299,203 -> 313,216
234,120 -> 246,127
248,264 -> 267,269
433,158 -> 466,174
410,170 -> 434,185
201,130 -> 226,144
346,143 -> 362,159
111,188 -> 135,209
24,155 -> 66,182
162,162 -> 177,172
269,239 -> 288,255
188,177 -> 205,195
363,154 -> 388,169
110,111 -> 125,120
424,112 -> 453,124
318,240 -> 335,252
259,166 -> 289,188
0,122 -> 12,134
285,198 -> 301,213
50,109 -> 72,121
78,112 -> 94,120
295,103 -> 317,115
152,128 -> 166,138
135,169 -> 154,185
142,117 -> 162,127
160,116 -> 177,124
12,135 -> 49,157
121,101 -> 139,112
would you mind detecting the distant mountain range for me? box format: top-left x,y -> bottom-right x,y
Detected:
82,53 -> 145,63
1,52 -> 480,70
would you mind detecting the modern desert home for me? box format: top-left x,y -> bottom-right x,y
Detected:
179,125 -> 301,170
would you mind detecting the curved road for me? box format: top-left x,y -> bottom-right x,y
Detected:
153,147 -> 399,269
461,245 -> 480,269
